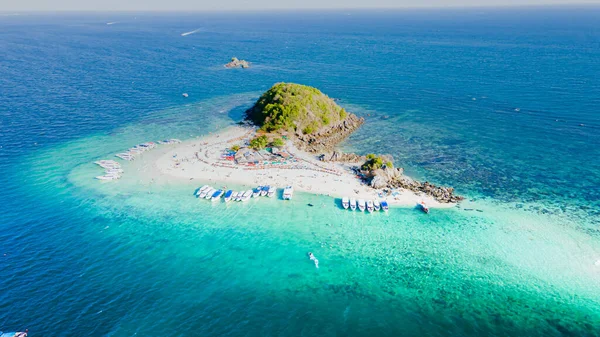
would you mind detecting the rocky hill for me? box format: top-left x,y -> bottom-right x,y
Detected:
245,82 -> 364,152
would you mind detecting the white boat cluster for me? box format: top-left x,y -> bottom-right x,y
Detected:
194,185 -> 280,202
342,197 -> 389,213
94,160 -> 123,181
116,139 -> 181,161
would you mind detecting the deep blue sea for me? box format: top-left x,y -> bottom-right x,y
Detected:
1,6 -> 600,336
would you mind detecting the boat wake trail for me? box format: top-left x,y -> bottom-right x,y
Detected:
106,22 -> 119,25
181,28 -> 202,37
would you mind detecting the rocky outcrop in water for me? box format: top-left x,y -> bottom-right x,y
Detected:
294,114 -> 364,153
225,57 -> 250,69
319,151 -> 366,163
361,167 -> 463,203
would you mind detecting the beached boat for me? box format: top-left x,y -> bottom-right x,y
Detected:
211,189 -> 224,201
261,186 -> 269,197
235,192 -> 243,201
252,186 -> 262,198
242,190 -> 253,201
283,186 -> 294,200
115,153 -> 135,161
95,160 -> 121,168
358,199 -> 366,212
350,198 -> 357,211
267,186 -> 275,198
419,201 -> 429,214
204,188 -> 216,199
381,200 -> 389,212
342,197 -> 350,209
374,200 -> 381,211
105,168 -> 124,174
223,190 -> 233,202
367,200 -> 374,213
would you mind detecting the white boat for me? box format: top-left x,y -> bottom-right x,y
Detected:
267,186 -> 275,198
418,201 -> 429,214
235,192 -> 243,202
95,160 -> 121,168
204,188 -> 216,199
283,186 -> 294,200
350,198 -> 357,211
374,200 -> 381,211
95,174 -> 120,181
241,189 -> 253,201
211,189 -> 224,201
252,186 -> 262,198
198,188 -> 211,199
223,190 -> 233,202
381,200 -> 389,212
358,199 -> 366,212
342,197 -> 350,209
195,185 -> 209,196
115,153 -> 135,161
105,168 -> 124,174
367,200 -> 374,213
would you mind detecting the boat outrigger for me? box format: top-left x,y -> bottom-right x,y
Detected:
195,185 -> 210,197
260,186 -> 269,197
241,190 -> 253,201
342,197 -> 350,209
233,191 -> 241,202
204,188 -> 216,200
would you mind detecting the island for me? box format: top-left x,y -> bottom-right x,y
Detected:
119,83 -> 462,207
224,57 -> 250,69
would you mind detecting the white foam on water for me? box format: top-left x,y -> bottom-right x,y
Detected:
181,28 -> 201,37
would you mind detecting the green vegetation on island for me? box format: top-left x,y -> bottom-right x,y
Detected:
246,82 -> 350,135
361,154 -> 393,171
249,135 -> 269,150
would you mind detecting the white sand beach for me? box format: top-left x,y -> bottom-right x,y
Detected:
134,126 -> 455,208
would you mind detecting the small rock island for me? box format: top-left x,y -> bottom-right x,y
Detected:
224,57 -> 250,69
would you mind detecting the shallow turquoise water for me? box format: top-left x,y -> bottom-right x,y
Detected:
1,8 -> 600,336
